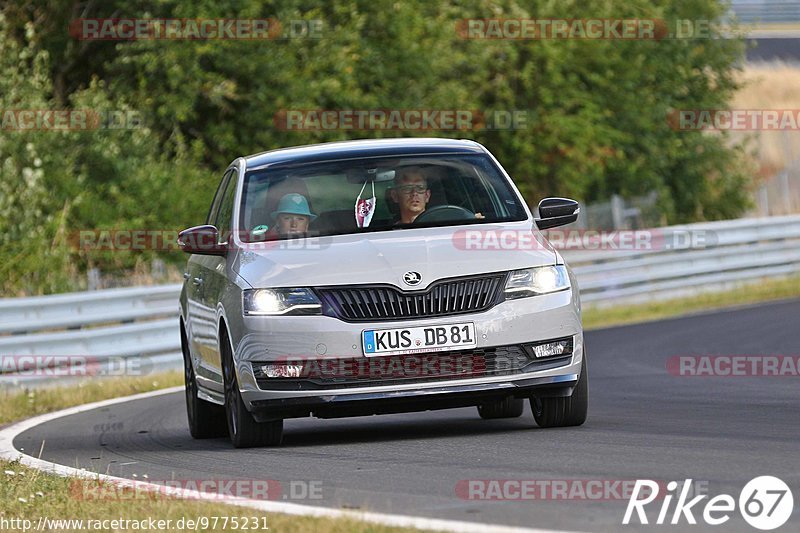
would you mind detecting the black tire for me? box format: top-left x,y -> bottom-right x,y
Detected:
181,323 -> 226,439
531,355 -> 588,428
477,397 -> 525,419
220,328 -> 283,448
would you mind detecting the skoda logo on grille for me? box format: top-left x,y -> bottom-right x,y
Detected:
403,271 -> 422,286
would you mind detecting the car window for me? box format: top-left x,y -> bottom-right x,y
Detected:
239,154 -> 527,241
215,169 -> 238,242
206,168 -> 234,226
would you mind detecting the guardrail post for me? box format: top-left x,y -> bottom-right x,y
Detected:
611,194 -> 624,229
87,268 -> 101,291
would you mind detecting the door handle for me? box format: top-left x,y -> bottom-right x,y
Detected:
192,277 -> 203,286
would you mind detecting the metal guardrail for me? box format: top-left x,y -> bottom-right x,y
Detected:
564,215 -> 800,305
0,285 -> 183,387
731,0 -> 800,24
1,216 -> 798,387
0,284 -> 181,334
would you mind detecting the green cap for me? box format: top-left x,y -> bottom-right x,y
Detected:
270,193 -> 317,221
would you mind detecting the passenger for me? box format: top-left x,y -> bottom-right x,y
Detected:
271,193 -> 317,237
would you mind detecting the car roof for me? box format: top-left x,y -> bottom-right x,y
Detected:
243,138 -> 487,170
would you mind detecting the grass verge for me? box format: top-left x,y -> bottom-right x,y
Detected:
0,462 -> 405,533
582,275 -> 800,330
0,371 -> 183,427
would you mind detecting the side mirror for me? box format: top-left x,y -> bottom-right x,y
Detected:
535,197 -> 580,230
178,225 -> 227,256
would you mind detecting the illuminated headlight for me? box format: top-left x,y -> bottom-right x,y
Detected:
504,265 -> 570,299
243,288 -> 322,316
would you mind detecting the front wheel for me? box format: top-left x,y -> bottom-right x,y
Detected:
477,397 -> 525,419
220,329 -> 283,448
531,355 -> 588,428
182,324 -> 226,439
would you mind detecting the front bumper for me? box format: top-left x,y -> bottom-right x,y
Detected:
248,372 -> 579,421
231,288 -> 583,418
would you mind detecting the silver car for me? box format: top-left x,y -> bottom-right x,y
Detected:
179,138 -> 587,448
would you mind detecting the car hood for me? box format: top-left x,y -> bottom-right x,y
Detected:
234,221 -> 556,289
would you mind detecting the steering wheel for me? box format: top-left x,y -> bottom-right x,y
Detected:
413,204 -> 476,224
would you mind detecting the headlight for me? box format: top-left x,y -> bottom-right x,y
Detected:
504,265 -> 570,299
243,288 -> 322,316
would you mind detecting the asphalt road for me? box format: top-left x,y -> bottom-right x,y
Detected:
13,299 -> 800,532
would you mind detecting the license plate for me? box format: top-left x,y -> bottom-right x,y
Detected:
362,322 -> 476,357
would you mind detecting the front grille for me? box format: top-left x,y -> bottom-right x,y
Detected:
253,344 -> 570,390
316,273 -> 506,321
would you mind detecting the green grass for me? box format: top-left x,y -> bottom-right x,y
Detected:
583,276 -> 800,330
0,372 -> 184,426
0,461 -> 409,532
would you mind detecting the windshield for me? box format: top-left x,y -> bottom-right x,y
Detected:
238,154 -> 528,242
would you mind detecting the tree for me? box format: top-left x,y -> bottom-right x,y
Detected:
0,0 -> 756,294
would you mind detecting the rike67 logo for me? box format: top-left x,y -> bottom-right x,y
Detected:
623,477 -> 794,530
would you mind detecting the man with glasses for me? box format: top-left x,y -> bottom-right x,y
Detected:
389,167 -> 431,224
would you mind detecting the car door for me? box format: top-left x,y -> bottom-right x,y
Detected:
197,166 -> 239,382
187,168 -> 235,387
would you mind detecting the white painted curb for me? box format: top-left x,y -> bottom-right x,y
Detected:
0,386 -> 578,533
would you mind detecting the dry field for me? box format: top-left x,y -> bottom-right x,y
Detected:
732,62 -> 800,178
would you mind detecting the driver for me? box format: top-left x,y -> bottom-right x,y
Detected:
389,167 -> 431,224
